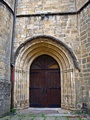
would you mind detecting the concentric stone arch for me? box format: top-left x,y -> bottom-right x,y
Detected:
14,35 -> 78,110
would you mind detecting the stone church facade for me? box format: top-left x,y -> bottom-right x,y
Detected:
0,0 -> 90,116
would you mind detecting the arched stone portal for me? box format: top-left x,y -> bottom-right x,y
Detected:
14,35 -> 79,110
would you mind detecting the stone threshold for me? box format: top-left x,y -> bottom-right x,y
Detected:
27,108 -> 61,111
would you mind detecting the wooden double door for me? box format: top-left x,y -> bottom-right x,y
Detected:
30,55 -> 61,108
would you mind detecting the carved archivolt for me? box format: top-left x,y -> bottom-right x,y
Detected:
14,36 -> 77,110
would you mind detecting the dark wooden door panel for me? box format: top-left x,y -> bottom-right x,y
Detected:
30,70 -> 46,107
30,70 -> 45,87
48,88 -> 61,107
30,55 -> 61,107
45,69 -> 61,107
30,87 -> 42,107
45,70 -> 60,87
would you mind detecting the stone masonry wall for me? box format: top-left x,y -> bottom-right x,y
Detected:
14,15 -> 80,59
3,0 -> 15,10
0,0 -> 89,115
76,0 -> 88,10
14,0 -> 90,110
77,4 -> 90,109
0,1 -> 15,116
14,3 -> 80,110
17,0 -> 76,15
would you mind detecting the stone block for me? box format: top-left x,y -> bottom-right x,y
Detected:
56,117 -> 66,120
87,57 -> 90,62
34,117 -> 45,120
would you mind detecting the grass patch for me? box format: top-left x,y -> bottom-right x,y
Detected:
66,116 -> 69,120
17,113 -> 26,119
41,113 -> 45,117
10,108 -> 16,113
28,113 -> 36,117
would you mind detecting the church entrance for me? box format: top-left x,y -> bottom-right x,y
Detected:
30,55 -> 61,108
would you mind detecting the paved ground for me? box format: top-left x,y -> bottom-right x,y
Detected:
0,108 -> 90,120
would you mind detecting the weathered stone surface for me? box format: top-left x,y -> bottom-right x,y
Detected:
0,82 -> 11,115
13,0 -> 90,111
34,117 -> 45,120
3,0 -> 15,11
76,0 -> 88,11
0,0 -> 14,116
0,0 -> 90,116
17,0 -> 76,15
76,4 -> 90,110
15,15 -> 79,56
56,117 -> 69,120
87,57 -> 90,62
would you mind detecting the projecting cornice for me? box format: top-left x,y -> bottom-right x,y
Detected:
16,0 -> 90,17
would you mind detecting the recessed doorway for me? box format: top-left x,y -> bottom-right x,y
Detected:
30,55 -> 61,108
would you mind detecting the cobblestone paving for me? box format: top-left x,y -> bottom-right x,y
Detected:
0,109 -> 90,120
